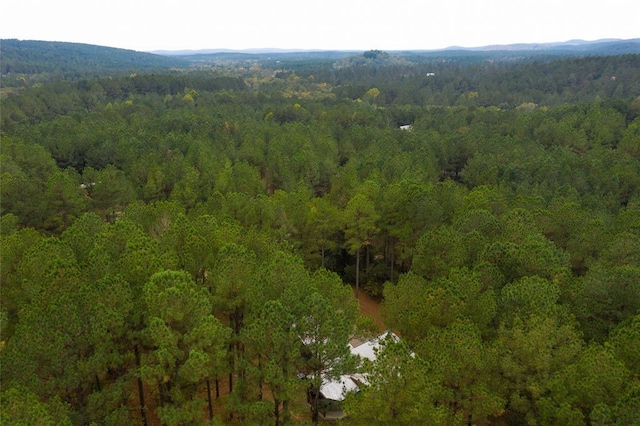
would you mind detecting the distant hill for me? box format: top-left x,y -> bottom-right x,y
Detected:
386,39 -> 640,65
2,38 -> 637,83
459,38 -> 640,54
153,39 -> 640,68
163,50 -> 359,63
154,39 -> 640,58
0,39 -> 188,76
151,47 -> 331,56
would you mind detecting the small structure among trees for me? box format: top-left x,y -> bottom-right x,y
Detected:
315,331 -> 401,419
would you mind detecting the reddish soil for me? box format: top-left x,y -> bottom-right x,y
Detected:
356,288 -> 386,332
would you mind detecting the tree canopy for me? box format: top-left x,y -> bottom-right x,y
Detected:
2,42 -> 639,425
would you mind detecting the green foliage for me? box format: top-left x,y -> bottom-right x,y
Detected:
573,264 -> 640,342
1,45 -> 639,425
412,225 -> 469,279
243,300 -> 302,424
383,268 -> 497,343
607,315 -> 640,378
298,291 -> 358,424
496,314 -> 584,423
417,319 -> 506,424
0,386 -> 72,426
1,255 -> 134,424
549,345 -> 632,422
343,339 -> 450,424
142,270 -> 230,422
0,39 -> 188,84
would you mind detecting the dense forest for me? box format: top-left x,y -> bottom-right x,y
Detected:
1,40 -> 640,425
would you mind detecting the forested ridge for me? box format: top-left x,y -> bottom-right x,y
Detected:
1,44 -> 640,425
1,39 -> 187,81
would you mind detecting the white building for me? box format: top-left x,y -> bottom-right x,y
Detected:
318,331 -> 401,403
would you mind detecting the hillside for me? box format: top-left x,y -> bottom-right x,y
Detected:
3,38 -> 637,83
0,39 -> 188,78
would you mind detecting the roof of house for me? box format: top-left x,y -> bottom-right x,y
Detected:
349,330 -> 399,361
319,374 -> 360,401
319,330 -> 401,401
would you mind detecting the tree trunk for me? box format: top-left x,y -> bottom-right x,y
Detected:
76,386 -> 87,426
390,239 -> 396,283
228,317 -> 234,394
355,247 -> 361,298
258,354 -> 263,400
311,384 -> 320,426
158,383 -> 165,408
134,345 -> 148,426
283,399 -> 290,425
274,398 -> 281,426
206,379 -> 214,421
366,244 -> 370,275
215,377 -> 220,399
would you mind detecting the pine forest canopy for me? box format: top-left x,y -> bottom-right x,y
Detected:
1,39 -> 640,425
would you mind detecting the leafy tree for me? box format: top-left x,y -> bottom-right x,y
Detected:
210,242 -> 259,400
304,196 -> 343,269
270,185 -> 313,252
499,275 -> 563,324
243,300 -> 302,425
382,272 -> 433,341
565,214 -> 609,274
379,179 -> 443,280
43,169 -> 88,233
599,230 -> 640,268
496,314 -> 584,424
618,115 -> 640,158
141,270 -> 230,425
344,193 -> 380,297
159,213 -> 219,287
15,236 -> 81,305
0,386 -> 72,426
2,260 -> 133,424
81,164 -> 137,222
0,227 -> 42,337
0,138 -> 58,228
298,290 -> 358,425
549,345 -> 631,422
417,319 -> 505,425
60,212 -> 106,268
571,264 -> 640,342
0,213 -> 20,236
308,268 -> 359,328
607,315 -> 640,378
170,165 -> 201,210
86,219 -> 166,425
343,338 -> 450,424
412,225 -> 468,280
122,200 -> 185,238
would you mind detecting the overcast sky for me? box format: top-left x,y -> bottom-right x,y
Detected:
2,0 -> 638,52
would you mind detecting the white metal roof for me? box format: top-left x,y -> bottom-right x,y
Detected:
319,374 -> 360,401
319,331 -> 401,401
349,330 -> 399,361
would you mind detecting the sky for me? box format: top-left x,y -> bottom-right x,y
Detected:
1,0 -> 638,52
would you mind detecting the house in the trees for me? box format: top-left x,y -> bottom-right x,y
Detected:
316,330 -> 401,419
